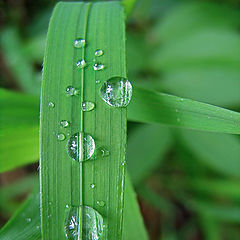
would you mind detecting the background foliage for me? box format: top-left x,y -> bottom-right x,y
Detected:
0,0 -> 240,239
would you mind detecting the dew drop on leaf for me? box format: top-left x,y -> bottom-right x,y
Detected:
97,200 -> 105,207
90,183 -> 96,189
82,102 -> 95,112
66,86 -> 79,96
76,59 -> 87,69
74,38 -> 86,48
100,77 -> 132,107
100,148 -> 109,157
48,102 -> 55,108
93,63 -> 104,71
57,133 -> 66,141
67,132 -> 95,162
94,49 -> 104,57
65,205 -> 104,240
60,120 -> 69,128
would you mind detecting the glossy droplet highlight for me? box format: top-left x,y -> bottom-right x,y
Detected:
67,132 -> 95,162
90,183 -> 96,189
93,63 -> 104,71
26,218 -> 32,223
66,86 -> 79,96
95,49 -> 104,57
97,201 -> 105,207
60,120 -> 69,128
95,80 -> 100,84
65,205 -> 104,240
48,102 -> 55,108
82,102 -> 95,112
57,133 -> 66,141
76,59 -> 87,69
74,38 -> 85,48
100,77 -> 132,107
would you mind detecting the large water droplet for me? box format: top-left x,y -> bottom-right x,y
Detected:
76,59 -> 87,69
100,77 -> 132,107
67,132 -> 95,162
57,133 -> 66,141
60,120 -> 70,128
74,39 -> 86,48
93,63 -> 104,71
94,49 -> 104,57
65,205 -> 104,240
66,86 -> 79,96
48,102 -> 55,108
82,102 -> 95,112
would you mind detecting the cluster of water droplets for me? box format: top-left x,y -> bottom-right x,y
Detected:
47,38 -> 133,239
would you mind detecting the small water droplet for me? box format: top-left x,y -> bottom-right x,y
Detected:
76,59 -> 87,69
67,132 -> 95,162
121,161 -> 126,166
90,183 -> 96,189
93,63 -> 104,71
65,206 -> 104,240
74,38 -> 85,48
97,200 -> 105,207
48,102 -> 55,108
66,86 -> 79,96
47,215 -> 51,219
180,98 -> 184,101
57,133 -> 66,141
26,218 -> 32,223
60,120 -> 70,128
100,77 -> 132,107
100,148 -> 109,157
82,102 -> 95,112
36,225 -> 40,230
95,49 -> 104,57
95,80 -> 100,84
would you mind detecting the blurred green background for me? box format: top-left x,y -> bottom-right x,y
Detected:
0,0 -> 240,239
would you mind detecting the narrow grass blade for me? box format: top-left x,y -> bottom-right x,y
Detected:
122,0 -> 138,17
40,2 -> 127,239
0,28 -> 41,95
128,86 -> 240,134
0,187 -> 41,240
0,89 -> 39,172
127,124 -> 172,185
123,174 -> 149,240
179,130 -> 240,177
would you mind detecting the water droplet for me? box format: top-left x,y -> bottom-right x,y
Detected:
26,218 -> 32,223
100,77 -> 132,107
82,102 -> 95,112
100,148 -> 109,157
74,38 -> 85,48
57,133 -> 66,141
76,59 -> 87,69
90,183 -> 96,189
36,225 -> 40,230
180,98 -> 184,101
66,86 -> 79,96
97,200 -> 105,207
121,161 -> 126,166
95,49 -> 104,57
93,63 -> 104,71
67,132 -> 95,162
95,80 -> 100,84
60,120 -> 69,128
48,102 -> 55,108
65,205 -> 104,240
